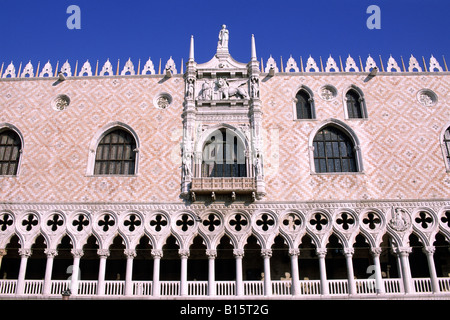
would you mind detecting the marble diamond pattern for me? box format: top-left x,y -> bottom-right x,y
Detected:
0,72 -> 449,204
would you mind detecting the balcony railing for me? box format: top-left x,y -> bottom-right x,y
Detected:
190,177 -> 256,193
2,278 -> 449,298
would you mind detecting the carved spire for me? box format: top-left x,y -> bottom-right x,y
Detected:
251,34 -> 257,61
189,35 -> 195,61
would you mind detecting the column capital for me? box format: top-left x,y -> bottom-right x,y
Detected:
423,246 -> 435,255
289,248 -> 300,256
206,249 -> 217,258
343,247 -> 354,257
18,248 -> 32,258
151,249 -> 163,259
124,249 -> 137,258
392,246 -> 412,255
97,249 -> 110,258
44,248 -> 58,258
233,249 -> 244,258
178,249 -> 190,258
316,248 -> 327,258
370,247 -> 382,257
71,249 -> 84,258
261,249 -> 272,258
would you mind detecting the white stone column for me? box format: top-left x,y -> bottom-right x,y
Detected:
206,249 -> 216,296
97,249 -> 109,295
370,247 -> 385,294
43,249 -> 58,296
289,248 -> 301,296
344,248 -> 357,295
316,248 -> 329,295
70,249 -> 83,295
151,249 -> 163,297
0,249 -> 7,273
124,249 -> 136,296
261,249 -> 272,296
234,249 -> 244,296
16,248 -> 32,295
179,249 -> 189,296
395,247 -> 413,294
423,246 -> 440,293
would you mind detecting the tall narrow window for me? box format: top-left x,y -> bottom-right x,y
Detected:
313,126 -> 357,173
444,127 -> 450,168
202,128 -> 246,178
346,89 -> 364,119
94,129 -> 136,175
0,129 -> 22,175
295,89 -> 313,119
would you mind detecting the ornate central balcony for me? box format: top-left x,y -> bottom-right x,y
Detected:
190,177 -> 256,193
189,177 -> 257,201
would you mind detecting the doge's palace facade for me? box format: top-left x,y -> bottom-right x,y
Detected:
0,26 -> 449,299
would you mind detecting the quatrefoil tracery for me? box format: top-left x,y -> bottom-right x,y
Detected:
0,213 -> 13,232
123,214 -> 141,232
256,213 -> 275,232
47,214 -> 64,232
336,212 -> 355,231
176,214 -> 194,232
98,214 -> 115,232
414,211 -> 433,229
149,214 -> 168,232
310,213 -> 328,231
442,211 -> 450,228
202,214 -> 221,232
229,213 -> 248,232
362,212 -> 381,230
72,214 -> 90,232
22,214 -> 39,232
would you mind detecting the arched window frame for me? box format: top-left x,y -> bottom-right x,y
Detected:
292,85 -> 316,120
194,124 -> 250,178
0,123 -> 24,176
440,124 -> 450,172
308,119 -> 364,174
343,85 -> 368,119
87,122 -> 140,176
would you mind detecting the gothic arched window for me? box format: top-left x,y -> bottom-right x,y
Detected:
443,127 -> 450,169
94,129 -> 137,175
0,129 -> 22,175
313,126 -> 358,173
295,89 -> 314,120
345,89 -> 366,119
201,128 -> 247,178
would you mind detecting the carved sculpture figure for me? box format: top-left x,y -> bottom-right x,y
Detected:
389,208 -> 409,231
250,76 -> 260,98
218,25 -> 229,49
201,81 -> 213,100
216,78 -> 248,99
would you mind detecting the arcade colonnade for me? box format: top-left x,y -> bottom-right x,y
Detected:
0,202 -> 450,298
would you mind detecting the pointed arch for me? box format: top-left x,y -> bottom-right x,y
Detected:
308,119 -> 364,173
292,85 -> 316,120
196,124 -> 249,178
0,123 -> 24,176
343,85 -> 368,119
440,124 -> 450,172
87,122 -> 140,175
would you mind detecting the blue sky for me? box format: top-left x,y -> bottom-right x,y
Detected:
0,0 -> 449,71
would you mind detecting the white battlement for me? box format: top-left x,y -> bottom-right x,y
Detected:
0,54 -> 447,79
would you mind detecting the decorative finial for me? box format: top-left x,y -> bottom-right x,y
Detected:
189,35 -> 195,61
251,34 -> 257,61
